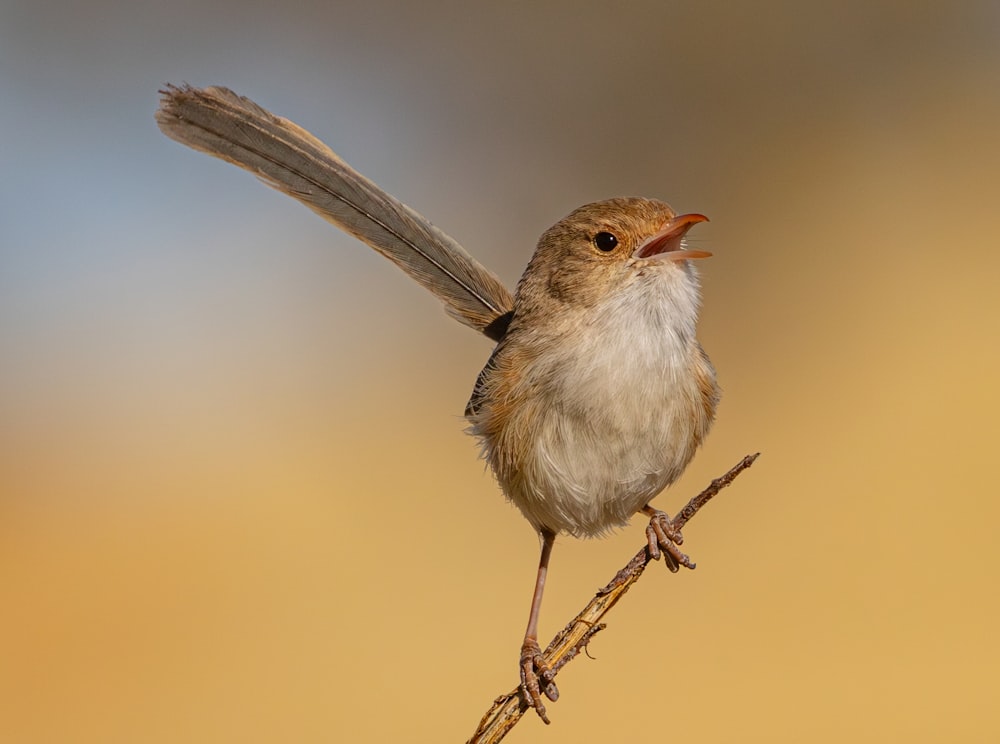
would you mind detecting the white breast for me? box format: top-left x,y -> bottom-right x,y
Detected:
489,268 -> 711,537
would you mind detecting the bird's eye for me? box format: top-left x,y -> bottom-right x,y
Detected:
593,231 -> 619,252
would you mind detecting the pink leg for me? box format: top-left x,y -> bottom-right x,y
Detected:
520,528 -> 558,724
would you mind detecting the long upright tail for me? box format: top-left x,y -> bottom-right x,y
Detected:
156,84 -> 514,338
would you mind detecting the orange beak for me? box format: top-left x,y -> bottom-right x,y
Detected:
634,213 -> 711,261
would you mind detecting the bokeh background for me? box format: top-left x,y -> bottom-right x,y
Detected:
3,1 -> 999,742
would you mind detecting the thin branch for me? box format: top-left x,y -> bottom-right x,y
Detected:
466,453 -> 760,744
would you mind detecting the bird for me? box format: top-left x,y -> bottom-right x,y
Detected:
156,84 -> 719,723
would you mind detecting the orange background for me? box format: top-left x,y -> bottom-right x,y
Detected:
2,2 -> 999,742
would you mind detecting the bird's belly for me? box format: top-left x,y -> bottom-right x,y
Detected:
472,274 -> 717,538
503,379 -> 703,538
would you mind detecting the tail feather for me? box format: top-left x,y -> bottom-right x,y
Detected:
156,84 -> 513,337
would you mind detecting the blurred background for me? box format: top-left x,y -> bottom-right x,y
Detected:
2,1 -> 999,742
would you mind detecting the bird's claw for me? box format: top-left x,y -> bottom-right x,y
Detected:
645,509 -> 696,572
520,638 -> 558,724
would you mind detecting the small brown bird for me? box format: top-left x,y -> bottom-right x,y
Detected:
156,85 -> 719,723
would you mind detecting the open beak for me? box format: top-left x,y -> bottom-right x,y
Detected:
634,213 -> 711,261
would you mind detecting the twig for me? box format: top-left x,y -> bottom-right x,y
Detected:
466,453 -> 760,744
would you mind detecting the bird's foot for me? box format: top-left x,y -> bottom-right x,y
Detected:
520,638 -> 558,724
644,508 -> 696,572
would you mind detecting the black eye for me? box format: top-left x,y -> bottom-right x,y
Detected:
593,231 -> 619,252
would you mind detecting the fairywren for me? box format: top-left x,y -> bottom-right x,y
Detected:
156,85 -> 719,723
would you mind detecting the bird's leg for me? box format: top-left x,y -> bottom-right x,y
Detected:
520,528 -> 558,724
642,505 -> 696,572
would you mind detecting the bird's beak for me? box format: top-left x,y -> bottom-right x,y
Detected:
634,213 -> 711,261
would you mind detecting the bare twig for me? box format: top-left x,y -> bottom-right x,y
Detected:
466,453 -> 760,744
